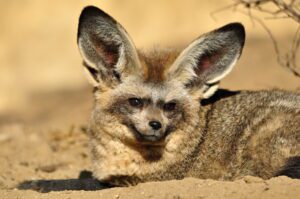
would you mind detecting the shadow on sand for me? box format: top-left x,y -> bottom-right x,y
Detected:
17,170 -> 112,192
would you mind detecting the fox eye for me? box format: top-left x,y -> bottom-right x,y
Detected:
128,98 -> 143,107
163,102 -> 176,111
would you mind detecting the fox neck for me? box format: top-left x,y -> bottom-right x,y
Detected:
89,103 -> 208,186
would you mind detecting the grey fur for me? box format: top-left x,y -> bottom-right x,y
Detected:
77,6 -> 300,186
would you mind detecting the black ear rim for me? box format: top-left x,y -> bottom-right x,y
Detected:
215,22 -> 246,50
77,6 -> 117,43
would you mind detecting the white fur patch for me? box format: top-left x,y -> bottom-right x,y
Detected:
202,84 -> 220,99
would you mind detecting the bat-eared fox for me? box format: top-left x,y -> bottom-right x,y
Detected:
77,6 -> 300,186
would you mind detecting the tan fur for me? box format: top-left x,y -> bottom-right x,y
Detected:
87,49 -> 300,185
139,50 -> 180,83
77,7 -> 300,187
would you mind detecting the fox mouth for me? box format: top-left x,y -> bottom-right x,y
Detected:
129,124 -> 168,144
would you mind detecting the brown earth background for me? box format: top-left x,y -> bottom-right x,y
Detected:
0,0 -> 299,199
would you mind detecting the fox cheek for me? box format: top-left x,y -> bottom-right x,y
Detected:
164,111 -> 183,129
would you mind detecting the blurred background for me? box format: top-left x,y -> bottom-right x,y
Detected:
0,0 -> 299,129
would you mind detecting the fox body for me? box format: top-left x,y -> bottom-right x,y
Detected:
77,6 -> 300,186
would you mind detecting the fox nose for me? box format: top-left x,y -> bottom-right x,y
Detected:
149,121 -> 162,130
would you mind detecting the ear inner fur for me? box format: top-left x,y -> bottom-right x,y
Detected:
77,6 -> 142,87
90,34 -> 120,68
165,23 -> 245,96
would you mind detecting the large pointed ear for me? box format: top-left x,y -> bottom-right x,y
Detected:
166,23 -> 245,98
77,6 -> 142,87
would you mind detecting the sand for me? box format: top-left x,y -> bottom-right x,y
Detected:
0,122 -> 300,199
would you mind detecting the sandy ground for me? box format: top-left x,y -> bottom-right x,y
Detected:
0,0 -> 300,199
0,118 -> 300,199
1,177 -> 300,199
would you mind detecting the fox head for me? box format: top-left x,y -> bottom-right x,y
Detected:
77,6 -> 245,145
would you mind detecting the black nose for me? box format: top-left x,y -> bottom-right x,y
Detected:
149,121 -> 162,130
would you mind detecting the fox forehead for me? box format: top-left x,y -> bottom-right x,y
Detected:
105,49 -> 186,103
113,76 -> 188,103
138,49 -> 181,83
